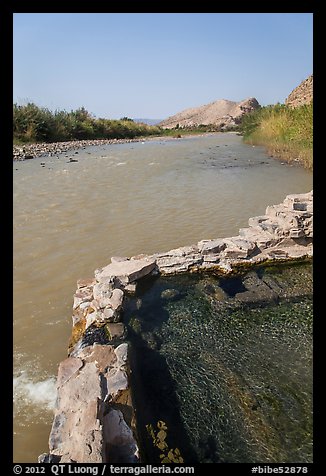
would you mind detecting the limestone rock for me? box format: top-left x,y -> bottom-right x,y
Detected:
124,283 -> 137,294
47,343 -> 134,463
93,283 -> 114,307
49,362 -> 104,462
95,257 -> 156,283
285,75 -> 313,108
38,453 -> 61,463
105,323 -> 126,340
56,357 -> 83,388
109,288 -> 124,311
79,301 -> 92,311
202,254 -> 220,263
86,311 -> 98,329
73,287 -> 93,309
198,238 -> 227,255
155,253 -> 202,274
234,271 -> 279,304
106,368 -> 128,398
103,409 -> 139,463
248,215 -> 269,228
77,278 -> 97,289
102,307 -> 116,321
77,344 -> 117,372
223,236 -> 257,258
239,227 -> 280,250
115,343 -> 128,367
157,245 -> 199,257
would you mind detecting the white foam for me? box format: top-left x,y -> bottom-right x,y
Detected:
13,372 -> 57,412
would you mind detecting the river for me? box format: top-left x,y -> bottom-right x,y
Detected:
13,133 -> 312,462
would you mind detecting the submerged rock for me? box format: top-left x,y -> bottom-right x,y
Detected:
161,288 -> 180,300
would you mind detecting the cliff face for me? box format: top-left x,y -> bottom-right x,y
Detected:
285,75 -> 313,108
159,97 -> 260,129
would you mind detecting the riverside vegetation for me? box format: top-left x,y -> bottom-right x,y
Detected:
13,95 -> 313,171
13,103 -> 161,144
13,102 -> 211,148
240,103 -> 313,170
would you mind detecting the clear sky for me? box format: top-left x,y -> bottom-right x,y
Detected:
13,13 -> 313,119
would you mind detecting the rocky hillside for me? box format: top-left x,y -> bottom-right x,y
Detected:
285,75 -> 313,108
159,97 -> 260,130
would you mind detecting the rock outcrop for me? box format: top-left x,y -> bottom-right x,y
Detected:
159,97 -> 260,130
285,75 -> 313,108
40,191 -> 312,463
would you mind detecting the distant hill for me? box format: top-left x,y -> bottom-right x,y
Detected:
133,118 -> 163,126
285,75 -> 313,108
159,97 -> 260,130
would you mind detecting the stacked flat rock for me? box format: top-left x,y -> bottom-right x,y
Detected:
40,191 -> 313,463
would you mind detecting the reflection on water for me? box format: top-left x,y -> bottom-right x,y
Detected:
13,133 -> 312,462
125,264 -> 313,463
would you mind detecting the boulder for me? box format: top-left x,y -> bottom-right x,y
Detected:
93,283 -> 114,306
103,409 -> 139,463
239,227 -> 280,250
105,323 -> 126,340
77,344 -> 117,372
106,368 -> 128,398
56,357 -> 83,388
49,361 -> 104,462
223,236 -> 257,258
47,343 -> 134,463
152,245 -> 202,273
198,238 -> 227,255
96,257 -> 156,283
115,343 -> 128,367
109,288 -> 124,311
73,287 -> 94,309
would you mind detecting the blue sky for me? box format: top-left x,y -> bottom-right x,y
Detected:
13,13 -> 313,119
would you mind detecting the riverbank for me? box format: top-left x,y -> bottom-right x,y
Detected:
241,104 -> 313,170
13,138 -> 145,161
40,191 -> 312,463
13,133 -> 219,161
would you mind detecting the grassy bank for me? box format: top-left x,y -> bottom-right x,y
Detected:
13,103 -> 161,144
240,104 -> 313,170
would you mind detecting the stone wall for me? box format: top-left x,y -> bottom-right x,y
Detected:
39,190 -> 313,463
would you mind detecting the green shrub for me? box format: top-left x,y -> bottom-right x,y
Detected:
240,103 -> 313,169
13,103 -> 160,143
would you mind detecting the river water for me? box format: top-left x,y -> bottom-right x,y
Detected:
13,133 -> 312,462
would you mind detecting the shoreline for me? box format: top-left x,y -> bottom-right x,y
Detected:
13,132 -> 221,161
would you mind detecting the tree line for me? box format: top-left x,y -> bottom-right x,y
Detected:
13,103 -> 161,143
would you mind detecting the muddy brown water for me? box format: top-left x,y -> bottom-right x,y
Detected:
13,133 -> 312,462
